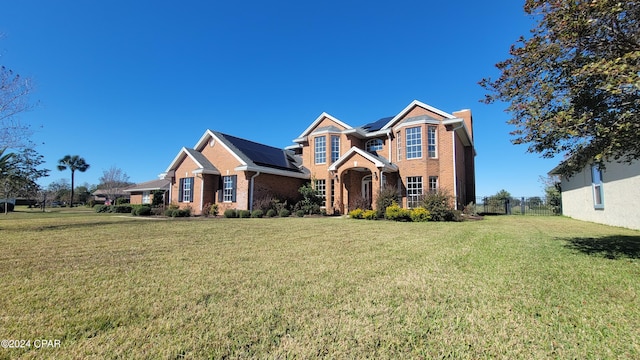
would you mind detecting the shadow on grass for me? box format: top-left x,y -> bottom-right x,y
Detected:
562,235 -> 640,259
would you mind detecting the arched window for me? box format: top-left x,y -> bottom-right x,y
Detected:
365,139 -> 383,153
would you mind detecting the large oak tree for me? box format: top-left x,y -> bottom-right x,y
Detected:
481,0 -> 639,176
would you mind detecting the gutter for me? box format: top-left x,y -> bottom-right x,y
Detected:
249,171 -> 261,211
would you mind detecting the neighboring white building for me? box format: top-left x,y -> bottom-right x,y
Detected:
550,159 -> 640,230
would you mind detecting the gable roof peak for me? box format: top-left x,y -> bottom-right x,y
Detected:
295,112 -> 353,140
381,100 -> 456,130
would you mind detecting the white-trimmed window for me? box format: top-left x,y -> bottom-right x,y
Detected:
428,176 -> 438,193
428,126 -> 437,158
591,165 -> 604,209
315,136 -> 326,164
406,127 -> 422,159
407,176 -> 423,208
396,131 -> 402,161
331,135 -> 340,163
222,175 -> 237,202
315,179 -> 326,199
365,138 -> 383,153
142,191 -> 151,204
179,177 -> 193,202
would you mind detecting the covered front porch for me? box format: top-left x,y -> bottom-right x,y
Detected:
328,147 -> 398,214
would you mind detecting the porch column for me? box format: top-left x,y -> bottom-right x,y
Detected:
371,169 -> 382,211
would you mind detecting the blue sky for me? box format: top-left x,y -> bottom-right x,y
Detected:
1,0 -> 561,197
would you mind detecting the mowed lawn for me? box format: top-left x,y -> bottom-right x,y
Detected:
1,210 -> 639,359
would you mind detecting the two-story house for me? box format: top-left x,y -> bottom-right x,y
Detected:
290,100 -> 475,214
153,100 -> 475,215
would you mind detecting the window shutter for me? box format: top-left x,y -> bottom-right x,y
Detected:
189,177 -> 194,202
231,175 -> 237,202
178,178 -> 184,202
218,176 -> 224,202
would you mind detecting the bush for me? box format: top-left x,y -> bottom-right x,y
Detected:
0,202 -> 15,212
376,186 -> 399,218
410,207 -> 431,222
238,210 -> 252,218
463,202 -> 477,216
266,209 -> 277,218
420,191 -> 455,222
385,202 -> 412,222
348,208 -> 364,219
95,205 -> 110,213
165,208 -> 190,217
132,205 -> 151,216
164,209 -> 176,217
111,205 -> 133,213
279,209 -> 291,217
202,203 -> 219,217
295,209 -> 305,217
251,209 -> 264,218
223,209 -> 238,218
115,197 -> 129,205
363,209 -> 378,220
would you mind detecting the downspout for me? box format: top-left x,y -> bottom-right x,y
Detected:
451,123 -> 464,210
387,130 -> 392,162
249,171 -> 261,211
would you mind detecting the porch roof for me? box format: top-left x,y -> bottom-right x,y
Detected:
328,147 -> 398,173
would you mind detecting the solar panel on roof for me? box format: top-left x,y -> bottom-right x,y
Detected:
361,116 -> 393,132
219,133 -> 300,171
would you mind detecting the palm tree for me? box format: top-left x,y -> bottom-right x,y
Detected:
57,155 -> 89,207
0,148 -> 14,176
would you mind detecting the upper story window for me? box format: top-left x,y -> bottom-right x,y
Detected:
365,139 -> 383,153
406,126 -> 422,159
315,179 -> 326,199
179,177 -> 193,202
331,135 -> 340,163
396,131 -> 402,161
315,136 -> 326,164
428,176 -> 438,193
428,126 -> 437,158
591,165 -> 604,209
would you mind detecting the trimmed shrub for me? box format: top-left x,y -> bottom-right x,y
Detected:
251,209 -> 264,218
115,197 -> 129,205
137,206 -> 152,216
238,210 -> 252,218
202,203 -> 218,217
420,190 -> 455,222
164,209 -> 175,217
295,209 -> 305,217
0,202 -> 15,212
410,207 -> 431,222
266,209 -> 277,218
363,209 -> 378,220
224,209 -> 238,218
111,205 -> 133,213
95,205 -> 110,213
385,202 -> 412,222
348,208 -> 364,219
279,209 -> 291,217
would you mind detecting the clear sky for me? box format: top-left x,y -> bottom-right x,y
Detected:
1,0 -> 561,197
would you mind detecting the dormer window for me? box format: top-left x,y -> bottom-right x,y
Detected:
365,139 -> 383,153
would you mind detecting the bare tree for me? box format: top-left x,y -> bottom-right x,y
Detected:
1,35 -> 37,149
98,166 -> 133,204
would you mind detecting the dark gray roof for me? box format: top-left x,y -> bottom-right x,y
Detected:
214,131 -> 303,173
361,116 -> 393,132
124,179 -> 171,192
184,148 -> 219,173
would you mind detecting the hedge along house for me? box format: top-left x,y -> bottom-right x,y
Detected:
289,100 -> 476,214
162,130 -> 309,215
124,179 -> 170,205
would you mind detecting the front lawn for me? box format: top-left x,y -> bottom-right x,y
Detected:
0,214 -> 638,358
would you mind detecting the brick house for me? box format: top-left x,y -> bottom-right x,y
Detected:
290,100 -> 476,214
155,100 -> 475,215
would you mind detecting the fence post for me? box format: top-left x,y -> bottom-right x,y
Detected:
521,197 -> 525,215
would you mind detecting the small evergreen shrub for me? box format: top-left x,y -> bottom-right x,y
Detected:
279,209 -> 291,217
132,205 -> 151,216
238,210 -> 252,218
462,202 -> 477,216
115,197 -> 129,205
348,208 -> 364,219
295,209 -> 305,217
164,209 -> 175,217
376,186 -> 399,218
251,209 -> 264,218
421,191 -> 455,222
266,209 -> 277,218
111,204 -> 133,213
363,209 -> 378,220
224,209 -> 238,218
385,202 -> 412,222
95,205 -> 110,213
410,207 -> 431,222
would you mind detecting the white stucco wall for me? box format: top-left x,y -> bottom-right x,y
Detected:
560,160 -> 640,230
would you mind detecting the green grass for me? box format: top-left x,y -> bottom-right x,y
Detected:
1,212 -> 639,359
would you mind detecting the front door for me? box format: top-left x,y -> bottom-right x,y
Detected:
362,175 -> 373,208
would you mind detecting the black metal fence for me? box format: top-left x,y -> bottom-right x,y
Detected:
474,196 -> 561,216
